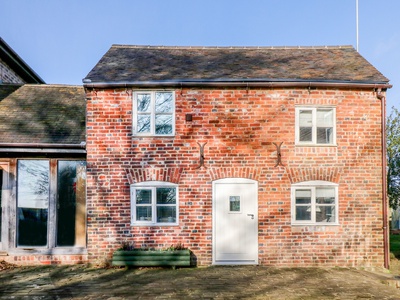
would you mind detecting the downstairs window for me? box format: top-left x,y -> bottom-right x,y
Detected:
131,181 -> 178,226
291,181 -> 338,225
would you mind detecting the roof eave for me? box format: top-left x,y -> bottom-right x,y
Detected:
0,38 -> 45,84
0,142 -> 86,154
83,79 -> 392,90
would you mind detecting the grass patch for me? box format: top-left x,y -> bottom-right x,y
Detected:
390,234 -> 400,258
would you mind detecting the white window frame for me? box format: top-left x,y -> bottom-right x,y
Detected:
132,91 -> 175,136
291,180 -> 339,225
295,106 -> 336,146
130,181 -> 179,226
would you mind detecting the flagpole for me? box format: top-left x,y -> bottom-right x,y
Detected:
356,0 -> 359,51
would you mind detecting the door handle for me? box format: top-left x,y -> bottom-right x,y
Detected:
247,214 -> 254,220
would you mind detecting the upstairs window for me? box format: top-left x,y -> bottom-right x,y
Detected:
296,107 -> 335,145
291,181 -> 338,225
133,91 -> 175,136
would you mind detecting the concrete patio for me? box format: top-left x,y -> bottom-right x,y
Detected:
1,264 -> 400,299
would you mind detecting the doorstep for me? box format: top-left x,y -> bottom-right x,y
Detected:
0,251 -> 7,256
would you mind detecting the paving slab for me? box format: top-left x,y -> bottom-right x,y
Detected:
0,265 -> 400,299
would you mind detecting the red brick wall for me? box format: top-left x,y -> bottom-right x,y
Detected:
86,87 -> 385,267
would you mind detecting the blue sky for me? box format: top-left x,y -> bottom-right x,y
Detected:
1,0 -> 399,111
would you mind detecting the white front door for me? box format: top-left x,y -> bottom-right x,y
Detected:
213,178 -> 258,265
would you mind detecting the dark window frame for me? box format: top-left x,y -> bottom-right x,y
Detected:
15,159 -> 87,252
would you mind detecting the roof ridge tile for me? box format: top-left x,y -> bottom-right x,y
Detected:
111,44 -> 354,50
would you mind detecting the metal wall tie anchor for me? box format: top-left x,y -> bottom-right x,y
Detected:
196,142 -> 207,169
273,142 -> 284,167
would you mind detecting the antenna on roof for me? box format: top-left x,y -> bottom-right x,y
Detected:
356,0 -> 359,52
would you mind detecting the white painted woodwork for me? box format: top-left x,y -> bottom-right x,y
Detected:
213,178 -> 258,265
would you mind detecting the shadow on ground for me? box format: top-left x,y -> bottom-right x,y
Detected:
1,264 -> 400,299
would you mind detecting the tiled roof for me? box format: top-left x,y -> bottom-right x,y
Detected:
0,84 -> 20,101
0,84 -> 85,144
84,45 -> 389,85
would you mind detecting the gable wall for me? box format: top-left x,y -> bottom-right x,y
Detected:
0,58 -> 24,84
86,87 -> 385,267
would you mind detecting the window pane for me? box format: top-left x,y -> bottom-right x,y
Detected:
296,206 -> 311,221
229,196 -> 240,212
295,189 -> 311,204
157,206 -> 176,223
57,161 -> 86,247
299,109 -> 312,142
316,110 -> 333,144
155,115 -> 172,134
316,188 -> 335,204
155,92 -> 173,113
156,188 -> 176,204
136,189 -> 152,204
137,94 -> 151,112
317,127 -> 333,144
137,206 -> 152,221
299,110 -> 312,126
316,205 -> 335,222
317,109 -> 333,127
17,160 -> 49,246
137,115 -> 151,133
300,127 -> 312,142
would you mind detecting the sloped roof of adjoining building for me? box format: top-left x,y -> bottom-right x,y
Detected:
0,84 -> 85,147
83,45 -> 390,88
0,37 -> 45,84
0,84 -> 20,101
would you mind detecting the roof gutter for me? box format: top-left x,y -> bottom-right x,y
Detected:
0,143 -> 86,154
83,80 -> 392,90
0,142 -> 85,149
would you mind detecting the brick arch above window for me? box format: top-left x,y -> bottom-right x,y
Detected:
286,166 -> 341,184
125,167 -> 184,185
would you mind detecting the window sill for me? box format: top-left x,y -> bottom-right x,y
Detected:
291,223 -> 339,226
133,134 -> 176,138
291,224 -> 340,232
131,223 -> 179,227
9,247 -> 87,255
295,143 -> 337,147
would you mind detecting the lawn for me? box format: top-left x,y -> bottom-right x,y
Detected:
390,234 -> 400,258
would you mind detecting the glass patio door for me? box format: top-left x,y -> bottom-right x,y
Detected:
17,160 -> 49,246
17,159 -> 86,248
0,170 -> 3,249
56,161 -> 86,247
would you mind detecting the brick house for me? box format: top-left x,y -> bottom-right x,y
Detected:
0,37 -> 44,84
0,38 -> 87,264
83,45 -> 391,268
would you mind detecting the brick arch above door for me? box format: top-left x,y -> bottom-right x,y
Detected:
207,167 -> 262,182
